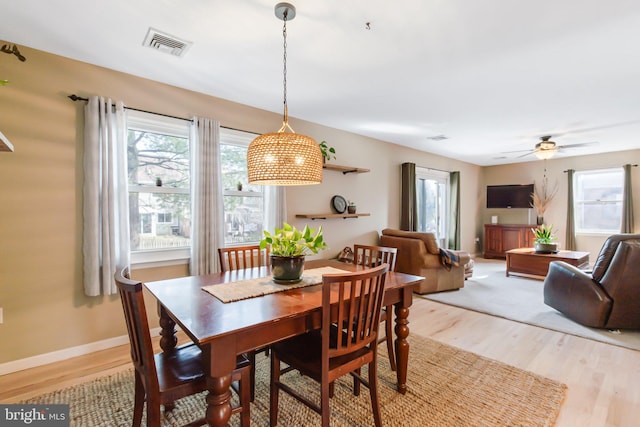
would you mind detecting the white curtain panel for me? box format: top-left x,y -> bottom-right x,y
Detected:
265,185 -> 287,232
190,117 -> 224,275
83,96 -> 130,296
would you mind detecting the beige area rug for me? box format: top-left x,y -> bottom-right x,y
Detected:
423,259 -> 640,351
22,335 -> 566,426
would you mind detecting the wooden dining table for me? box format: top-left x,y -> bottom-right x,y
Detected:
144,259 -> 424,426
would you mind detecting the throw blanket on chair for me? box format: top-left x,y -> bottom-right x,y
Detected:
439,248 -> 461,271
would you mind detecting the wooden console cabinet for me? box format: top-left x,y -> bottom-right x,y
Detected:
484,224 -> 534,259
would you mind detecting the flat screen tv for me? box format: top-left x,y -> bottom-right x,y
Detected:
486,184 -> 534,209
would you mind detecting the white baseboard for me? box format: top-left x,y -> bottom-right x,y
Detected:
0,328 -> 160,376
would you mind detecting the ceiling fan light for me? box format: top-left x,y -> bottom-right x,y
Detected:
534,148 -> 557,160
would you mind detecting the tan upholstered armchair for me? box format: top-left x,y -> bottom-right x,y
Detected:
543,234 -> 640,329
380,229 -> 471,294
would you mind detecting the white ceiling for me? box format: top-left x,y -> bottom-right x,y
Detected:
2,0 -> 640,166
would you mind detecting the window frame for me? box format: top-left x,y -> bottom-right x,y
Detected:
573,167 -> 624,235
220,128 -> 265,247
415,167 -> 450,247
127,111 -> 192,267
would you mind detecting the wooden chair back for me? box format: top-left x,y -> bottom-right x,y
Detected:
218,245 -> 270,272
354,245 -> 398,371
322,263 -> 389,359
354,244 -> 397,272
114,267 -> 158,390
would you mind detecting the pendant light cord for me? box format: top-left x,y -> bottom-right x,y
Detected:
282,9 -> 289,126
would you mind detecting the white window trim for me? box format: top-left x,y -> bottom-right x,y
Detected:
127,111 -> 192,267
574,167 -> 623,235
415,167 -> 450,246
220,128 -> 265,247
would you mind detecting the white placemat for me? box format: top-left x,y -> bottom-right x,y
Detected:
202,266 -> 348,303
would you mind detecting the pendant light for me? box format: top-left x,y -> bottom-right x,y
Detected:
247,2 -> 322,186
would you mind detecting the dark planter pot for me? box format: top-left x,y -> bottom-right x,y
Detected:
534,242 -> 558,254
270,255 -> 305,283
347,205 -> 356,214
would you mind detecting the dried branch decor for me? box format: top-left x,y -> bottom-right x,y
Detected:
530,176 -> 558,217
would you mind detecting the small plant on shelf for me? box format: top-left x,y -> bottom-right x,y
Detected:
319,140 -> 336,162
347,201 -> 356,214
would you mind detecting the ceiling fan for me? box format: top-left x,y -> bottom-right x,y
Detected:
504,136 -> 597,160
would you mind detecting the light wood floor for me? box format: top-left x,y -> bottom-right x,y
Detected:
1,298 -> 638,426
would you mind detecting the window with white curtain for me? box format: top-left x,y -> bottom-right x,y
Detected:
574,168 -> 624,234
126,113 -> 267,265
416,167 -> 449,247
220,128 -> 265,246
127,111 -> 191,265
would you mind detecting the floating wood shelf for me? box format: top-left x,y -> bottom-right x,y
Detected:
296,213 -> 371,220
323,163 -> 369,174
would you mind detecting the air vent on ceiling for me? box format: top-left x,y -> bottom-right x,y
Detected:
143,28 -> 192,57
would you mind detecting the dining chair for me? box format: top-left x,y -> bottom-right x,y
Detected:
218,244 -> 271,401
354,244 -> 398,372
115,267 -> 251,427
218,244 -> 270,272
269,263 -> 389,427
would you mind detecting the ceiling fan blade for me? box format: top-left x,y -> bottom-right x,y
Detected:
501,148 -> 533,154
515,151 -> 534,158
557,141 -> 598,149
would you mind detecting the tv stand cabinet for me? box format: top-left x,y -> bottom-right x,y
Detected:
484,224 -> 534,259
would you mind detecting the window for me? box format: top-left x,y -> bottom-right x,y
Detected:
220,129 -> 264,246
127,111 -> 191,264
416,167 -> 449,247
574,168 -> 624,233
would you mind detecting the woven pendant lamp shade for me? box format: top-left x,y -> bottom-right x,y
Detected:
247,131 -> 323,185
246,3 -> 323,186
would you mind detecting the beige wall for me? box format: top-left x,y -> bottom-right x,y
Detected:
0,44 -> 482,364
482,152 -> 640,256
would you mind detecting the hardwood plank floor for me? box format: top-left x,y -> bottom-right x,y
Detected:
1,298 -> 638,426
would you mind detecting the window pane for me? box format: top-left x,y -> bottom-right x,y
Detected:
574,169 -> 623,233
417,178 -> 439,234
220,143 -> 261,192
128,130 -> 189,188
416,174 -> 448,244
129,192 -> 191,251
223,195 -> 264,245
576,201 -> 622,232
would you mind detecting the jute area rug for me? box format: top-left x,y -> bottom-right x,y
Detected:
23,334 -> 566,426
423,259 -> 640,351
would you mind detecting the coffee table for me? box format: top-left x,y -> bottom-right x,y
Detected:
505,248 -> 590,279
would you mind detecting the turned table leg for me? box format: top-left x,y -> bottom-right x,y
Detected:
158,305 -> 178,352
394,302 -> 410,395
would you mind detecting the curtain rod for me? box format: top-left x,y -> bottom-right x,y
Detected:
563,164 -> 638,173
67,94 -> 251,134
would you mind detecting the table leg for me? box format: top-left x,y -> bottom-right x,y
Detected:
394,302 -> 410,395
158,305 -> 178,352
202,342 -> 237,427
205,374 -> 233,426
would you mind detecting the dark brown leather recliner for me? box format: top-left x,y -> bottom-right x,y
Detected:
543,234 -> 640,329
